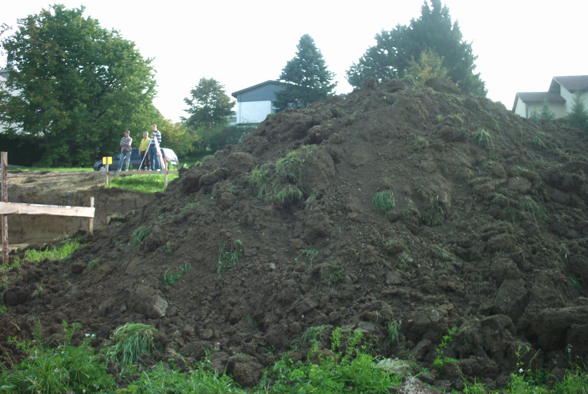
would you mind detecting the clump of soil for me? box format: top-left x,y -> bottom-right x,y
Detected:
3,80 -> 588,388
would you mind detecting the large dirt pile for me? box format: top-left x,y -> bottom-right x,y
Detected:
3,80 -> 588,388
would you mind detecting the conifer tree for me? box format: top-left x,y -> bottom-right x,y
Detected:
347,0 -> 485,96
275,35 -> 336,111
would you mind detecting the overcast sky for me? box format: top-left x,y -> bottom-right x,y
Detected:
2,0 -> 587,122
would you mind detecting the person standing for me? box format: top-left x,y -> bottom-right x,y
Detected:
138,131 -> 151,170
118,130 -> 133,171
149,124 -> 163,171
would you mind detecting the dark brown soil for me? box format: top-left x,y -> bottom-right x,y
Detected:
3,79 -> 588,388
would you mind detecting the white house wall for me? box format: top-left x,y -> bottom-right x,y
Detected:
527,102 -> 567,119
237,100 -> 273,124
561,87 -> 588,113
514,98 -> 527,117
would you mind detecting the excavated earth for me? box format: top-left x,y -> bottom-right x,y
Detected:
2,80 -> 588,389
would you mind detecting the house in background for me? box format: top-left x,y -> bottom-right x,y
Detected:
232,80 -> 286,124
513,75 -> 588,119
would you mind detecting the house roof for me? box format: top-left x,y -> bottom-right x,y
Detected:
552,75 -> 588,93
515,92 -> 565,104
231,80 -> 287,98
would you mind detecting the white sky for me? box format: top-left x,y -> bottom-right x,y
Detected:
2,0 -> 587,122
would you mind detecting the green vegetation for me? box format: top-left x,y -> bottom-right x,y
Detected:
471,128 -> 494,149
386,320 -> 401,345
431,244 -> 454,262
217,239 -> 244,276
0,5 -> 156,166
119,361 -> 244,393
373,190 -> 396,213
274,34 -> 336,111
347,0 -> 485,95
1,321 -> 587,392
298,248 -> 320,265
104,323 -> 156,366
0,322 -> 115,393
432,327 -> 459,370
261,328 -> 401,393
110,173 -> 179,193
22,239 -> 81,263
130,226 -> 151,247
162,263 -> 191,286
248,146 -> 315,207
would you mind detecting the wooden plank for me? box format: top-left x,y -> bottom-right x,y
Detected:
1,152 -> 7,265
0,202 -> 95,218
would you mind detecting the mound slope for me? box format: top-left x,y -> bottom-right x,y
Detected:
3,80 -> 588,387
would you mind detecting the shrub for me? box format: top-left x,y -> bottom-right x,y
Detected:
372,190 -> 396,213
105,323 -> 156,366
0,322 -> 115,393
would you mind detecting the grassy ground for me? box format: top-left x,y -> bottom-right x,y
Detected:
109,173 -> 179,193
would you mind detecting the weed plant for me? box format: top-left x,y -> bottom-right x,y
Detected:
23,239 -> 81,263
0,322 -> 115,393
373,190 -> 396,213
471,128 -> 494,149
119,361 -> 244,393
432,327 -> 458,369
217,240 -> 244,276
248,146 -> 315,207
130,226 -> 151,247
386,320 -> 401,345
105,323 -> 156,366
260,327 -> 401,393
162,263 -> 191,286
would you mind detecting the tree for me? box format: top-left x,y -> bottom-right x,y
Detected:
347,0 -> 485,95
566,93 -> 588,132
274,34 -> 336,111
183,78 -> 234,130
0,5 -> 156,166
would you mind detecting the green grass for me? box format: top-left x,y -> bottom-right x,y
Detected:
0,322 -> 115,393
23,239 -> 81,263
248,146 -> 315,207
119,361 -> 245,393
104,323 -> 157,366
260,328 -> 402,393
130,226 -> 151,247
110,173 -> 179,193
373,190 -> 396,213
162,263 -> 191,286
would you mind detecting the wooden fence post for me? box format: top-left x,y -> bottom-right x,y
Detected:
1,152 -> 8,265
89,197 -> 94,234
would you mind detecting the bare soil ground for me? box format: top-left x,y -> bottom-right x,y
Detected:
2,79 -> 588,389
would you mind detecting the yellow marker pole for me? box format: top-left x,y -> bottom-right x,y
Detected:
103,157 -> 112,187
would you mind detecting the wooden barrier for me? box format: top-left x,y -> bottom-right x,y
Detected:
0,152 -> 95,264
